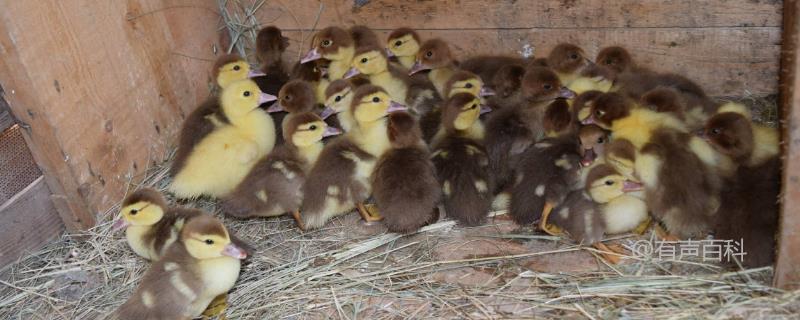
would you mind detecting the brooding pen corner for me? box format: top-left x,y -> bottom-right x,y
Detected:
0,0 -> 798,318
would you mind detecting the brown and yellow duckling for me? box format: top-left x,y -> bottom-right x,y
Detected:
409,38 -> 458,97
386,27 -> 422,70
114,214 -> 248,319
345,44 -> 412,107
268,80 -> 319,140
371,112 -> 440,233
547,43 -> 593,87
431,93 -> 493,226
298,85 -> 406,230
578,124 -> 609,168
221,113 -> 341,219
321,79 -> 358,132
301,26 -> 356,81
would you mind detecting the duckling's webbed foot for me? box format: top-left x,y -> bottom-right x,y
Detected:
538,202 -> 563,236
633,216 -> 652,235
593,242 -> 623,265
357,203 -> 383,224
201,293 -> 229,320
654,221 -> 680,241
292,210 -> 306,231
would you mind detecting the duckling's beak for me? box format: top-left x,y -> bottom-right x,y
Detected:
247,69 -> 266,78
323,126 -> 343,137
480,104 -> 493,115
266,102 -> 284,113
320,66 -> 329,78
320,106 -> 338,119
581,148 -> 596,167
301,48 -> 322,64
113,219 -> 130,231
622,180 -> 644,192
479,87 -> 496,97
559,87 -> 577,99
259,92 -> 278,105
408,61 -> 429,75
581,115 -> 596,125
385,48 -> 395,58
222,243 -> 247,259
343,67 -> 360,79
387,101 -> 408,113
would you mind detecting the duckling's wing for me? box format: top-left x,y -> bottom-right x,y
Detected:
171,98 -> 229,176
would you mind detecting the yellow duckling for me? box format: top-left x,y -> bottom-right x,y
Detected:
114,188 -> 199,261
386,27 -> 422,70
585,164 -> 649,235
345,46 -> 410,107
298,85 -> 406,230
114,214 -> 248,319
169,79 -> 277,199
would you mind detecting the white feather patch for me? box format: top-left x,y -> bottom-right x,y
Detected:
141,290 -> 154,308
535,185 -> 546,196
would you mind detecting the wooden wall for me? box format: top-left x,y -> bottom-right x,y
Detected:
256,0 -> 782,97
0,0 -> 222,231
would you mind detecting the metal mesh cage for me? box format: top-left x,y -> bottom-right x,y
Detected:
0,125 -> 42,204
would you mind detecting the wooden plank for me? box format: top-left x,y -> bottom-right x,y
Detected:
776,0 -> 800,290
279,28 -> 780,96
256,0 -> 781,29
0,0 -> 221,230
0,177 -> 64,269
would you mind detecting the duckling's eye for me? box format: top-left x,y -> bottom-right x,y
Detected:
470,104 -> 478,109
596,109 -> 605,116
605,59 -> 613,65
322,40 -> 332,47
465,83 -> 473,89
334,96 -> 342,102
233,65 -> 241,71
243,91 -> 251,97
426,51 -> 433,57
360,58 -> 368,63
711,128 -> 721,135
372,97 -> 380,103
543,84 -> 552,90
597,137 -> 605,144
309,125 -> 317,130
129,209 -> 139,215
605,180 -> 614,186
394,40 -> 402,47
204,239 -> 214,245
285,95 -> 292,101
570,53 -> 579,60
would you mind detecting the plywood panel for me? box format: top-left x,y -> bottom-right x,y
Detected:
256,0 -> 781,29
0,0 -> 222,230
0,177 -> 63,268
279,27 -> 781,96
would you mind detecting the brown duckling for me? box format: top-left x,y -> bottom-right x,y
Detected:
578,124 -> 609,167
269,80 -> 318,138
298,85 -> 405,230
485,64 -> 526,109
371,112 -> 440,233
290,58 -> 330,104
641,87 -> 706,130
409,38 -> 458,97
572,90 -> 603,124
543,98 -> 574,137
547,43 -> 592,87
460,55 -> 528,88
386,27 -> 422,70
484,66 -> 575,194
114,214 -> 248,319
431,93 -> 493,226
221,113 -> 341,219
252,26 -> 290,108
703,104 -> 779,267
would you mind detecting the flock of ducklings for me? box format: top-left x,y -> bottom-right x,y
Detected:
111,25 -> 780,318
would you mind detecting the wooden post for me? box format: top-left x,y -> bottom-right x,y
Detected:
776,0 -> 800,290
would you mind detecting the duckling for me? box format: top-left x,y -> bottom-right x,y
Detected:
372,112 -> 440,233
566,63 -> 615,94
443,70 -> 495,99
169,80 -> 277,199
321,79 -> 357,132
595,46 -> 635,76
114,214 -> 248,319
301,27 -> 355,81
584,164 -> 649,235
298,85 -> 406,230
171,55 -> 262,177
547,43 -> 592,87
460,55 -> 528,88
641,87 -> 709,130
703,104 -> 779,267
291,58 -> 329,104
431,93 -> 493,226
113,188 -> 198,260
386,27 -> 422,70
508,136 -> 582,226
572,90 -> 603,124
345,45 -> 411,107
252,26 -> 290,107
578,124 -> 609,167
543,98 -> 574,137
485,64 -> 526,109
221,113 -> 340,219
484,66 -> 575,194
409,38 -> 458,97
269,80 -> 318,140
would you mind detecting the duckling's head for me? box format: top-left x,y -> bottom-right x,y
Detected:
547,43 -> 590,75
351,85 -> 404,124
574,90 -> 603,122
703,111 -> 754,163
442,93 -> 482,132
181,215 -> 246,260
595,46 -> 633,75
220,79 -> 277,121
387,27 -> 421,58
586,164 -> 643,203
582,92 -> 632,129
321,80 -> 355,119
492,64 -> 526,99
213,54 -> 259,89
521,66 -> 575,103
255,26 -> 289,65
285,112 -> 340,147
347,46 -> 388,77
302,26 -> 354,63
409,38 -> 453,75
604,138 -> 637,179
114,188 -> 168,231
578,124 -> 609,167
529,57 -> 549,67
387,111 -> 423,148
641,87 -> 685,119
290,58 -> 327,82
270,80 -> 316,114
445,70 -> 490,98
